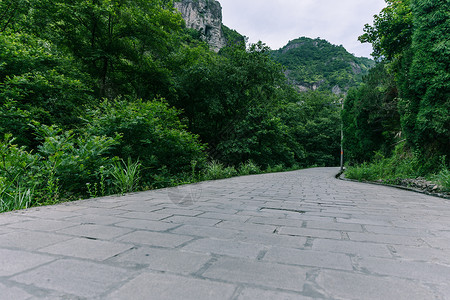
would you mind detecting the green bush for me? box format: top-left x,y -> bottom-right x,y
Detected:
35,124 -> 119,198
238,160 -> 261,175
344,142 -> 434,182
84,99 -> 207,183
203,161 -> 237,180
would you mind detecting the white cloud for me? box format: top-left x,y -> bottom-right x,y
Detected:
219,0 -> 386,57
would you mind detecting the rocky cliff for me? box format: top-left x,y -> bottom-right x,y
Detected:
174,0 -> 227,52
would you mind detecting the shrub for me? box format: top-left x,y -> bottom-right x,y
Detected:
34,124 -> 119,198
238,160 -> 261,175
203,161 -> 237,180
84,99 -> 207,183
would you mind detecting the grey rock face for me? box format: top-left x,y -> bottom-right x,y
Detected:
174,0 -> 227,52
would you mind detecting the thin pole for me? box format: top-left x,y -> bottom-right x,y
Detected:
340,98 -> 344,172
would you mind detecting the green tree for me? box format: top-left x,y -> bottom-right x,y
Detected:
26,0 -> 184,99
398,0 -> 450,157
359,0 -> 413,61
343,63 -> 400,163
0,32 -> 93,146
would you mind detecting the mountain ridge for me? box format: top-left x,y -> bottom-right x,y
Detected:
272,37 -> 375,94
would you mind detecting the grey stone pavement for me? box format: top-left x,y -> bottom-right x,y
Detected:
1,167 -> 450,299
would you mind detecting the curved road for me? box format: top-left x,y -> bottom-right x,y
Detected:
1,167 -> 449,299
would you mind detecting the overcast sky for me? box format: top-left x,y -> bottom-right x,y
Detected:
219,0 -> 387,58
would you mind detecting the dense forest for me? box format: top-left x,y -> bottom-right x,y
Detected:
343,0 -> 449,191
0,0 -> 343,211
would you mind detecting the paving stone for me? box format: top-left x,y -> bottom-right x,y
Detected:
305,220 -> 363,232
315,269 -> 437,300
202,257 -> 309,292
114,219 -> 179,232
6,219 -> 77,232
170,224 -> 239,239
117,211 -> 173,220
246,216 -> 304,227
393,245 -> 450,265
113,247 -> 211,274
264,247 -> 353,270
11,259 -> 129,298
14,208 -> 82,220
163,215 -> 221,226
336,217 -> 392,226
312,239 -> 393,257
278,227 -> 342,240
152,208 -> 204,217
424,237 -> 450,250
236,287 -> 312,300
117,231 -> 194,248
73,207 -> 127,216
235,231 -> 306,248
0,231 -> 72,250
182,238 -> 265,259
0,282 -> 33,300
357,257 -> 450,284
364,225 -> 424,236
215,220 -> 277,233
63,214 -> 127,225
38,238 -> 133,260
56,224 -> 133,240
347,232 -> 423,246
0,249 -> 55,276
198,212 -> 251,222
108,272 -> 236,300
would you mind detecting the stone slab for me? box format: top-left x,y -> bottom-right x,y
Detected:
170,224 -> 239,239
264,247 -> 353,270
115,219 -> 179,232
236,288 -> 312,300
0,249 -> 55,276
38,238 -> 133,261
117,231 -> 194,248
6,219 -> 77,232
315,269 -> 436,300
182,238 -> 265,259
0,282 -> 33,300
56,224 -> 133,240
11,259 -> 130,298
107,272 -> 236,300
278,227 -> 342,240
113,247 -> 211,274
202,257 -> 309,292
312,239 -> 392,258
357,257 -> 450,284
0,231 -> 72,250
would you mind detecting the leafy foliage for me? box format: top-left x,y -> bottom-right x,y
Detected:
343,63 -> 400,163
84,99 -> 207,182
346,0 -> 449,184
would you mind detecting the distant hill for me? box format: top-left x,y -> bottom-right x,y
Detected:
271,37 -> 375,94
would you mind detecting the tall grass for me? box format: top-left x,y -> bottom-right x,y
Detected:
0,181 -> 33,213
345,143 -> 449,191
203,160 -> 237,180
110,158 -> 141,195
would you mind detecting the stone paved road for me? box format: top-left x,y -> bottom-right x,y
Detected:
1,167 -> 450,299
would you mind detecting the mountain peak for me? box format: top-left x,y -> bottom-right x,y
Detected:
174,0 -> 227,52
272,37 -> 375,94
